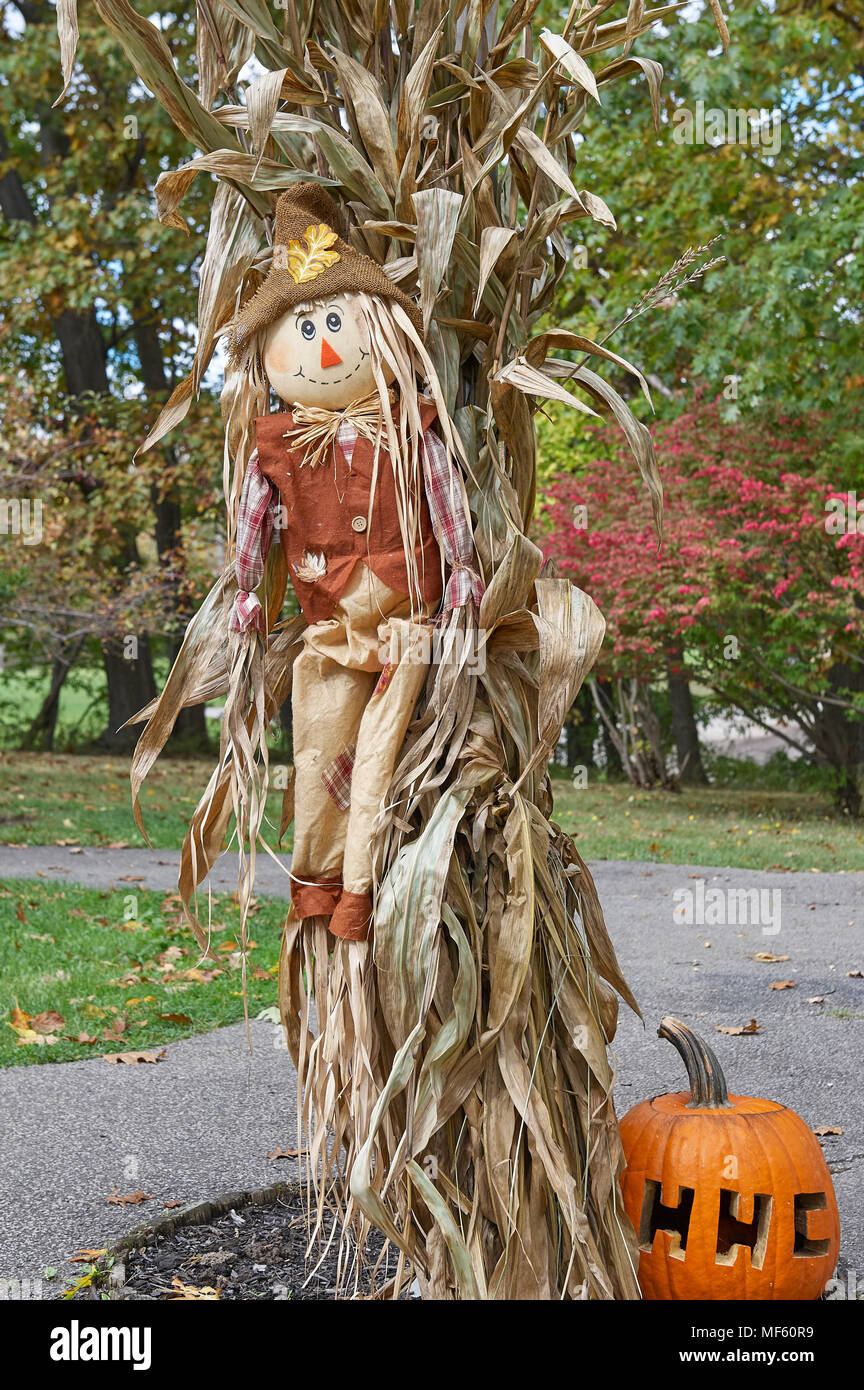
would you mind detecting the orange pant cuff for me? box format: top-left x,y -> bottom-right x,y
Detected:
329,890 -> 373,942
291,875 -> 342,918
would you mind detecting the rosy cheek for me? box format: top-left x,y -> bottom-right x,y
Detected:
265,345 -> 293,376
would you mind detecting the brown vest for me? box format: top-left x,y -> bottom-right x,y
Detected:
255,399 -> 444,624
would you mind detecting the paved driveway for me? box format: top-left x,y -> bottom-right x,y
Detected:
0,849 -> 860,1293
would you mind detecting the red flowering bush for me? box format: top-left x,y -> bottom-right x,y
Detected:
542,397 -> 864,812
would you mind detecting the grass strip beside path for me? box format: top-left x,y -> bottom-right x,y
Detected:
2,753 -> 862,871
0,879 -> 287,1068
0,753 -> 291,854
551,778 -> 864,872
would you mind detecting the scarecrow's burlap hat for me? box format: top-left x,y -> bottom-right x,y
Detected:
229,183 -> 423,361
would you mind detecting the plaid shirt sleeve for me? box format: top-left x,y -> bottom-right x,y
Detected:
421,428 -> 484,612
230,450 -> 276,633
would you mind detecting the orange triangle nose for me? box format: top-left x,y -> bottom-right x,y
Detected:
320,337 -> 342,368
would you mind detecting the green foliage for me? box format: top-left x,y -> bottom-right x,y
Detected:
547,0 -> 864,415
0,3 -> 209,392
0,4 -> 225,749
704,748 -> 838,794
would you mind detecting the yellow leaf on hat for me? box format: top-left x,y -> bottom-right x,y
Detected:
284,223 -> 340,285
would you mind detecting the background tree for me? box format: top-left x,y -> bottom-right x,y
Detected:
550,0 -> 864,413
0,0 -> 221,747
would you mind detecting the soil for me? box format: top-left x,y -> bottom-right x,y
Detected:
68,1189 -> 404,1301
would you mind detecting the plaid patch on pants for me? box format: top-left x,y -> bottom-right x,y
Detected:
321,743 -> 356,811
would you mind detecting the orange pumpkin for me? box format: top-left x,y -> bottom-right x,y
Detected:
620,1017 -> 840,1300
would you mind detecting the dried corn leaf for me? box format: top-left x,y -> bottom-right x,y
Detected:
412,189 -> 463,332
52,0 -> 79,106
539,29 -> 600,102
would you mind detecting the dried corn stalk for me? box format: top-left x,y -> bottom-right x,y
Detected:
55,0 -> 728,1299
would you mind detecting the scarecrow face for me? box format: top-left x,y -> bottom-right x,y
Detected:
263,294 -> 393,411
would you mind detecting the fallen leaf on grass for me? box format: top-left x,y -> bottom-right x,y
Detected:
31,1010 -> 65,1034
717,1019 -> 761,1036
101,1017 -> 127,1041
266,1148 -> 307,1160
107,1189 -> 154,1206
23,932 -> 55,943
753,952 -> 789,963
157,1013 -> 192,1026
64,1032 -> 98,1045
157,946 -> 185,967
7,1006 -> 59,1046
813,1125 -> 843,1137
174,968 -> 222,983
769,980 -> 797,990
68,1249 -> 107,1264
169,1277 -> 219,1300
111,972 -> 149,989
10,1028 -> 57,1046
103,1049 -> 166,1065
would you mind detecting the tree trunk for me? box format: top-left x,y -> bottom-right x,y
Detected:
590,677 -> 677,790
133,306 -> 209,750
666,653 -> 708,785
21,640 -> 83,751
565,686 -> 596,772
0,126 -> 109,397
835,770 -> 862,819
99,635 -> 157,751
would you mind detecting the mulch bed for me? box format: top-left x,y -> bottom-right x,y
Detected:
68,1187 -> 404,1301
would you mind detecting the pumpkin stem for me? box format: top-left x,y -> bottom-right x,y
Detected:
658,1016 -> 732,1109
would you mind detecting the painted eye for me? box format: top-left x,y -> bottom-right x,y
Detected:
326,312 -> 342,333
300,319 -> 316,340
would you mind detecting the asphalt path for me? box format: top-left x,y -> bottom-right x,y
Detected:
0,847 -> 860,1296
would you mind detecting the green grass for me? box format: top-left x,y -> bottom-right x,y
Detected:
0,753 -> 291,852
0,878 -> 287,1068
0,668 -> 103,751
2,753 -> 862,870
551,776 -> 864,871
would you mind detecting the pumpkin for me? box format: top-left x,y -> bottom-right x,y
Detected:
619,1017 -> 840,1301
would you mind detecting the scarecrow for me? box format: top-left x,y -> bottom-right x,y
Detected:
226,183 -> 483,944
127,178 -> 647,1298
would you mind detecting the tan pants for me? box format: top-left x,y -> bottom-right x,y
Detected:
291,564 -> 432,940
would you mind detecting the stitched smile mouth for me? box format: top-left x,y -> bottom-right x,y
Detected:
293,348 -> 369,386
